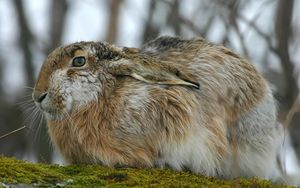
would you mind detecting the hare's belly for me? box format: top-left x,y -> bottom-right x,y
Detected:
155,125 -> 227,176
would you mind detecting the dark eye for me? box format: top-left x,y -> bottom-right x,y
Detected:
72,56 -> 86,67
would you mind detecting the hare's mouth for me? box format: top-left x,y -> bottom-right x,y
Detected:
37,105 -> 66,120
35,99 -> 70,120
41,107 -> 70,121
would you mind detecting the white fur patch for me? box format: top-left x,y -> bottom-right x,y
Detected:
44,69 -> 101,119
158,125 -> 221,176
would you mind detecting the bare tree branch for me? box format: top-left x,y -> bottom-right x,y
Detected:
238,14 -> 277,53
47,0 -> 69,52
105,0 -> 122,43
160,0 -> 215,37
12,0 -> 35,86
275,0 -> 297,107
142,0 -> 160,42
166,0 -> 181,35
273,0 -> 300,164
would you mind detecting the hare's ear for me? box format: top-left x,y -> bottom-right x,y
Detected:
107,59 -> 200,89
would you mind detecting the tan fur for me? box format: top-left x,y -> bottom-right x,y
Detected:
32,37 -> 281,180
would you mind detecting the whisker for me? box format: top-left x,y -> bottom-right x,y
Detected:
22,107 -> 38,121
26,108 -> 42,135
18,101 -> 36,110
25,106 -> 39,121
34,111 -> 46,142
22,86 -> 35,90
16,96 -> 35,108
17,94 -> 33,99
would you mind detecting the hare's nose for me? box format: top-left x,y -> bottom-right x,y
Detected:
32,91 -> 48,103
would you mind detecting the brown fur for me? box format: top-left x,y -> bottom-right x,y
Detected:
33,37 -> 268,172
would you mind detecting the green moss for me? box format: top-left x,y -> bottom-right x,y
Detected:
0,156 -> 291,187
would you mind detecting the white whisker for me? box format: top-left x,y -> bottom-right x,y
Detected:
34,111 -> 45,142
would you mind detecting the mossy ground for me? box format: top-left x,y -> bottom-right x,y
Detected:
0,156 -> 291,187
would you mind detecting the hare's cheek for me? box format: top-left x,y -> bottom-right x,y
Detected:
50,69 -> 100,110
49,93 -> 67,111
49,69 -> 73,111
70,74 -> 101,107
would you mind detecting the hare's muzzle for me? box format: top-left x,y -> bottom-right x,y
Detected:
32,90 -> 53,113
32,90 -> 48,103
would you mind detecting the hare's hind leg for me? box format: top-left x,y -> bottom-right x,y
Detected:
226,88 -> 284,179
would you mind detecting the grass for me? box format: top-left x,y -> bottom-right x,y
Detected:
0,156 -> 292,187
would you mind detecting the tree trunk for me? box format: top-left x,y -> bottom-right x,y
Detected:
105,0 -> 122,43
47,0 -> 69,52
13,0 -> 35,87
142,0 -> 159,43
274,0 -> 300,162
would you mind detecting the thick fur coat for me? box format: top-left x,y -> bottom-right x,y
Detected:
33,36 -> 283,180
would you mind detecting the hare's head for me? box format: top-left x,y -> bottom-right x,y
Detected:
32,41 -> 199,120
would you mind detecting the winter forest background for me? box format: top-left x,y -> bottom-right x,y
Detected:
0,0 -> 300,179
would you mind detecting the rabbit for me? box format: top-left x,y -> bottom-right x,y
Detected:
32,36 -> 284,180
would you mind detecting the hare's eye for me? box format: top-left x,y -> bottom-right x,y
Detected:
72,56 -> 86,67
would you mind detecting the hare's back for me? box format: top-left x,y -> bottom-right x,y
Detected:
142,37 -> 268,118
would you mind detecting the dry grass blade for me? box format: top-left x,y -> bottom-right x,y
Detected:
0,126 -> 27,140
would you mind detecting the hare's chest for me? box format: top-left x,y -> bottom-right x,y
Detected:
47,122 -> 94,164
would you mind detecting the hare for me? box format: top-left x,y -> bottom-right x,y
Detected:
32,36 -> 283,180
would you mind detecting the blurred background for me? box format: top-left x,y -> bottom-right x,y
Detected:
0,0 -> 299,178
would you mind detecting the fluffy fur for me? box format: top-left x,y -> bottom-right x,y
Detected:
32,36 -> 283,180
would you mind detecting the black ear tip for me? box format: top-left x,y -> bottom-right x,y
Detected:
184,79 -> 200,89
193,82 -> 200,89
